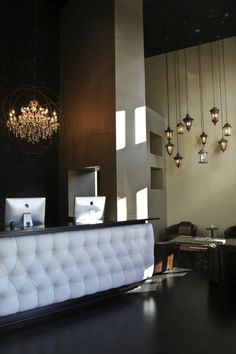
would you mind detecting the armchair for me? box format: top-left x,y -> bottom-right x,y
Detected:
224,225 -> 236,239
154,221 -> 198,273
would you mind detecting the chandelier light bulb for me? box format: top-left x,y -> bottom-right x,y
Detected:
210,106 -> 220,125
7,100 -> 59,144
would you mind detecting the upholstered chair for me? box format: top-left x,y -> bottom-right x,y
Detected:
224,225 -> 236,239
154,221 -> 198,273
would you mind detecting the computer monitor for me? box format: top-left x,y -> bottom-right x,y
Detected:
74,196 -> 106,223
5,197 -> 46,229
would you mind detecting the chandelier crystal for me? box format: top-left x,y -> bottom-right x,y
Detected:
7,99 -> 59,144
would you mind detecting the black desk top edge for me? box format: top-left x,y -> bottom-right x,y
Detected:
0,218 -> 160,238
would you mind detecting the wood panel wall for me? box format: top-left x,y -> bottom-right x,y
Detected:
60,0 -> 117,223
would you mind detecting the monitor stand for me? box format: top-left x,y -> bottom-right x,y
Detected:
23,213 -> 33,228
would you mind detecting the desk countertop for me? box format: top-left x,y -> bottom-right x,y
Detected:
0,217 -> 159,238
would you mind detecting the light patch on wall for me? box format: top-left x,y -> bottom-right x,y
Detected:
117,197 -> 127,221
136,187 -> 148,219
135,106 -> 146,144
116,110 -> 126,150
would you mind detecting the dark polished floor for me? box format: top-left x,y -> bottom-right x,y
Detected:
1,269 -> 236,354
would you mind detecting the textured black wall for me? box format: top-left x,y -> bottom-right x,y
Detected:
0,0 -> 60,228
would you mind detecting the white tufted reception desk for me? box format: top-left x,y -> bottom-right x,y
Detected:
0,219 -> 155,328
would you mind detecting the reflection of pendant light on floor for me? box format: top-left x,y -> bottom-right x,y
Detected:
182,43 -> 194,132
164,50 -> 174,155
221,39 -> 232,136
198,43 -> 208,150
175,50 -> 185,134
217,40 -> 228,152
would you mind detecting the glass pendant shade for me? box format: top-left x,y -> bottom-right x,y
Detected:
200,131 -> 207,146
165,141 -> 174,156
165,126 -> 173,140
176,122 -> 185,134
198,147 -> 208,164
223,122 -> 232,136
218,137 -> 228,152
173,152 -> 183,168
210,107 -> 220,125
182,113 -> 194,131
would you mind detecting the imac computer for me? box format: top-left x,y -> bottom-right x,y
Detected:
5,197 -> 46,230
74,196 -> 106,224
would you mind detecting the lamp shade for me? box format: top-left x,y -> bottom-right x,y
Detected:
218,137 -> 228,152
200,131 -> 207,146
198,147 -> 208,163
173,152 -> 183,168
182,113 -> 194,131
210,106 -> 220,125
223,122 -> 232,137
164,126 -> 173,140
176,122 -> 185,134
165,141 -> 174,156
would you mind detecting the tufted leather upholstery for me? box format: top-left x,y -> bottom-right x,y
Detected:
0,223 -> 154,317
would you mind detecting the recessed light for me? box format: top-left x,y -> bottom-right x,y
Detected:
195,28 -> 200,33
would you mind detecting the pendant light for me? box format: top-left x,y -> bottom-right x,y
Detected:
217,39 -> 228,152
221,39 -> 232,136
181,21 -> 193,132
164,49 -> 174,143
198,147 -> 208,164
209,16 -> 220,125
165,141 -> 174,156
173,50 -> 183,168
176,50 -> 185,134
174,152 -> 183,168
164,49 -> 174,155
198,43 -> 208,149
182,42 -> 194,132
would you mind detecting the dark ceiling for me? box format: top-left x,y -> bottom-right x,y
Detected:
48,0 -> 236,57
143,0 -> 236,57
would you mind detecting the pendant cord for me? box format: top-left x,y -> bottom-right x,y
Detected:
177,50 -> 181,120
184,47 -> 189,114
217,39 -> 224,136
33,0 -> 38,88
198,43 -> 204,132
222,39 -> 228,123
210,41 -> 216,106
174,51 -> 179,149
165,51 -> 170,127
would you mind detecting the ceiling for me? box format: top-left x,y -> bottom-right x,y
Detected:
48,0 -> 236,57
143,0 -> 236,57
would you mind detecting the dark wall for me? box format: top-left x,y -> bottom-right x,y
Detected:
60,0 -> 117,223
0,0 -> 60,228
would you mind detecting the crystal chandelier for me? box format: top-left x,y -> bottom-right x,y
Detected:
7,99 -> 59,144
